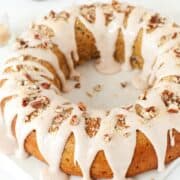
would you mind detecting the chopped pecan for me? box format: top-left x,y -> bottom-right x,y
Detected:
78,102 -> 87,111
25,110 -> 38,123
161,90 -> 180,113
74,82 -> 81,89
115,114 -> 129,130
48,106 -> 73,133
85,117 -> 101,137
24,73 -> 34,83
41,82 -> 51,89
135,104 -> 158,120
147,13 -> 166,32
101,3 -> 114,25
31,96 -> 49,109
161,75 -> 180,84
80,5 -> 96,23
104,133 -> 113,142
93,84 -> 103,92
22,97 -> 30,107
70,115 -> 80,126
174,48 -> 180,58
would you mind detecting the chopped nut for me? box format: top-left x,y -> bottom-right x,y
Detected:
147,14 -> 166,32
80,5 -> 96,23
106,110 -> 110,116
24,73 -> 34,83
22,97 -> 30,107
161,90 -> 180,113
122,104 -> 133,111
101,3 -> 114,25
161,75 -> 180,84
31,24 -> 55,38
130,56 -> 143,69
112,0 -> 121,12
31,96 -> 49,109
86,91 -> 93,98
85,117 -> 101,137
49,10 -> 56,18
93,84 -> 103,92
104,133 -> 113,142
25,110 -> 38,123
120,81 -> 128,88
161,90 -> 174,106
41,82 -> 51,89
135,104 -> 158,120
58,11 -> 70,21
70,115 -> 80,126
78,102 -> 87,111
168,104 -> 179,113
48,106 -> 73,133
45,10 -> 70,21
16,38 -> 29,49
158,32 -> 179,47
48,114 -> 64,133
74,82 -> 81,89
34,33 -> 41,40
172,32 -> 177,39
174,48 -> 180,58
115,114 -> 129,131
138,90 -> 147,100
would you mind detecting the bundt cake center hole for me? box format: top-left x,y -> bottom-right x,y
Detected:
63,61 -> 146,109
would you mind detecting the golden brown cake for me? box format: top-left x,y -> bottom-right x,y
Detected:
0,1 -> 179,180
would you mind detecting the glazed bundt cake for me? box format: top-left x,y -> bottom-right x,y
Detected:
0,1 -> 180,179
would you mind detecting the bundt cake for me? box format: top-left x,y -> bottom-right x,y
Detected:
0,1 -> 180,179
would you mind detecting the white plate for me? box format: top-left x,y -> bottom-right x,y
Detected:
0,0 -> 180,179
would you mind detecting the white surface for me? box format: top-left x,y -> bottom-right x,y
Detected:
0,0 -> 180,179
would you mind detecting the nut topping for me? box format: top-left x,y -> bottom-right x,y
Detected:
48,106 -> 73,133
25,111 -> 38,123
135,104 -> 158,120
93,84 -> 103,92
74,82 -> 81,89
24,73 -> 34,83
16,38 -> 28,49
44,10 -> 70,21
104,133 -> 113,142
78,102 -> 87,111
85,117 -> 101,137
161,75 -> 180,84
120,81 -> 128,88
41,82 -> 51,89
101,3 -> 114,25
147,14 -> 166,32
70,115 -> 80,126
174,48 -> 180,58
115,114 -> 129,130
161,90 -> 180,113
22,97 -> 30,107
80,5 -> 96,23
31,96 -> 49,109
